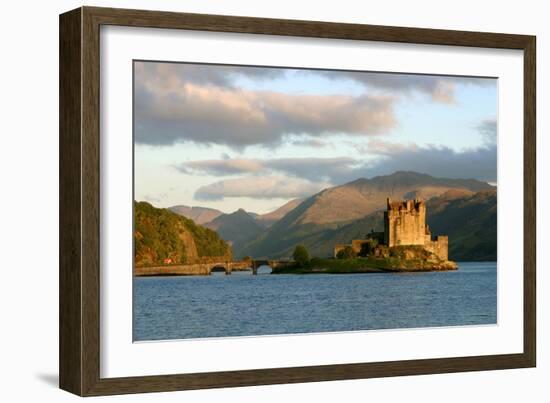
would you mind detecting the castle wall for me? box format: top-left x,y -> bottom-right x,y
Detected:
424,236 -> 449,261
385,200 -> 427,247
335,198 -> 450,262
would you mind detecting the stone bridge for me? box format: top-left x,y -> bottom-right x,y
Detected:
134,259 -> 295,276
251,260 -> 294,274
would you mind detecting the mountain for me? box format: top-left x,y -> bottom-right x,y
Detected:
134,201 -> 231,267
425,189 -> 497,261
168,205 -> 223,225
255,198 -> 304,228
272,211 -> 386,259
204,209 -> 264,257
240,172 -> 495,259
292,171 -> 493,226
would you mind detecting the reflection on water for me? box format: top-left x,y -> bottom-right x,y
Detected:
134,261 -> 496,341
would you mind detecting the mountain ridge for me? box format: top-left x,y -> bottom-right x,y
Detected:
255,198 -> 304,228
168,205 -> 224,225
204,208 -> 264,255
239,172 -> 495,259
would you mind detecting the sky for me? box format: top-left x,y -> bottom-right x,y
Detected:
134,61 -> 497,214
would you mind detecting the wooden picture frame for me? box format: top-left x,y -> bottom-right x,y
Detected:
59,6 -> 536,396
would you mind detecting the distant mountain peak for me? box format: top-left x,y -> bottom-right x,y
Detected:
204,208 -> 263,258
168,205 -> 223,225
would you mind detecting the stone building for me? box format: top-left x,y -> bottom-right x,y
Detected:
334,198 -> 449,261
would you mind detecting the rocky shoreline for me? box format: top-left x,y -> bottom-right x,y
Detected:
272,256 -> 458,274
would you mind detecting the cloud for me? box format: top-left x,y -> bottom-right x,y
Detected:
318,71 -> 495,104
289,137 -> 328,148
179,136 -> 496,189
135,83 -> 396,147
177,158 -> 265,176
176,157 -> 359,183
365,140 -> 496,182
477,118 -> 497,145
135,61 -> 494,104
179,137 -> 495,201
194,176 -> 330,201
135,62 -> 397,147
135,61 -> 284,89
350,118 -> 497,181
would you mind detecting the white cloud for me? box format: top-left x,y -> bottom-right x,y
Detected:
178,136 -> 497,188
135,63 -> 396,147
364,140 -> 497,182
319,71 -> 495,104
177,158 -> 265,176
176,157 -> 359,183
136,83 -> 395,147
477,118 -> 497,146
194,176 -> 331,201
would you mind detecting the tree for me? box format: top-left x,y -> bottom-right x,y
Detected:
359,239 -> 378,257
293,245 -> 310,266
337,246 -> 355,260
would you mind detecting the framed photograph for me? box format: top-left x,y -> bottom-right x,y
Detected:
59,6 -> 536,396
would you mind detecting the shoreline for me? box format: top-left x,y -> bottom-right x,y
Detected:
134,258 -> 461,277
271,267 -> 457,275
271,256 -> 458,275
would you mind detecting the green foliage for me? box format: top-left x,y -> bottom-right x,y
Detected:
273,257 -> 385,274
309,257 -> 323,266
388,245 -> 430,260
337,246 -> 356,259
179,212 -> 230,257
134,201 -> 230,267
240,209 -> 385,259
292,245 -> 310,266
273,254 -> 456,274
359,239 -> 378,257
426,190 -> 496,261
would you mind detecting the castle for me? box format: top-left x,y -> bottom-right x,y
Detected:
334,198 -> 449,261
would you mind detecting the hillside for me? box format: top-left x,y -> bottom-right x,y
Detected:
294,171 -> 492,225
425,189 -> 497,261
168,205 -> 223,224
134,201 -> 231,267
204,209 -> 264,257
240,172 -> 494,259
255,198 -> 304,228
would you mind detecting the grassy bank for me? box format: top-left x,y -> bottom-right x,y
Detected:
272,256 -> 457,274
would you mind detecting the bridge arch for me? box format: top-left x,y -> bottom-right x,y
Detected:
252,259 -> 278,275
250,259 -> 293,275
254,264 -> 273,275
208,263 -> 231,275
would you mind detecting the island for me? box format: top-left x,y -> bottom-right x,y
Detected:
273,198 -> 458,274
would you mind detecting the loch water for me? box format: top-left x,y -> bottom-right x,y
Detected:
133,261 -> 496,341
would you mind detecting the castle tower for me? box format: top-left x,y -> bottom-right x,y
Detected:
384,198 -> 428,247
